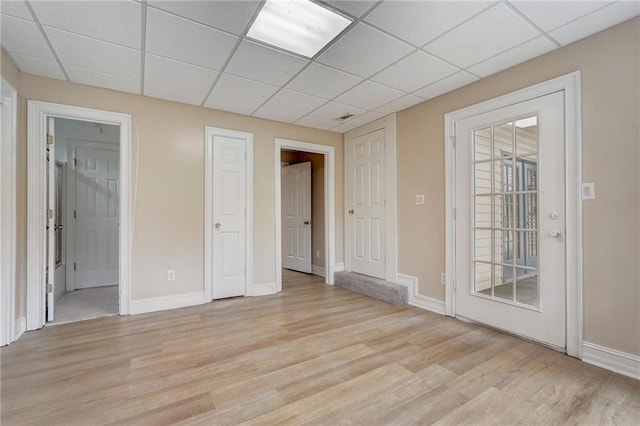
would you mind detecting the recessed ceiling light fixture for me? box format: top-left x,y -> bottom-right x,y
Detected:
247,0 -> 352,58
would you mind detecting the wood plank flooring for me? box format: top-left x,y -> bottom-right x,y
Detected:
1,269 -> 639,425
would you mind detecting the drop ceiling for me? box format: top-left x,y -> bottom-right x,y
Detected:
2,0 -> 639,133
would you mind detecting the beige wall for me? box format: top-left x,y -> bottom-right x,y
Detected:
2,55 -> 343,309
281,150 -> 326,269
397,18 -> 640,356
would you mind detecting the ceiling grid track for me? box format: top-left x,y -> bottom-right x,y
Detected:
23,0 -> 70,81
139,0 -> 148,95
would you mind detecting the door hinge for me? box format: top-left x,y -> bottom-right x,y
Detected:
74,262 -> 76,271
73,158 -> 77,167
47,209 -> 54,219
453,280 -> 457,292
46,134 -> 54,145
453,208 -> 456,220
46,284 -> 53,293
74,210 -> 77,219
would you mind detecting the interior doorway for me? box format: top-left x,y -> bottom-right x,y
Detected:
281,151 -> 321,275
48,117 -> 121,324
275,139 -> 335,292
27,101 -> 132,331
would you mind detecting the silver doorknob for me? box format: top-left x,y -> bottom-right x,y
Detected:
549,229 -> 561,238
215,222 -> 221,230
348,209 -> 354,215
304,221 -> 311,225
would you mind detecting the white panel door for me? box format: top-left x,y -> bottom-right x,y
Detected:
455,91 -> 566,348
75,147 -> 119,288
282,162 -> 312,273
212,135 -> 246,299
46,117 -> 56,321
347,129 -> 385,279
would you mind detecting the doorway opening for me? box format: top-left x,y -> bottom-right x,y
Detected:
49,117 -> 121,324
281,150 -> 323,278
27,101 -> 132,331
275,139 -> 335,292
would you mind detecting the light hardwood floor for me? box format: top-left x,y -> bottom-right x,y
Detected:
1,270 -> 639,425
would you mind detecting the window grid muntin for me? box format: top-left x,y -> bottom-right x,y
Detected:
472,115 -> 539,307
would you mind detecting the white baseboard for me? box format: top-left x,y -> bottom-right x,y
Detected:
334,262 -> 345,272
251,282 -> 277,296
129,292 -> 204,315
396,273 -> 446,315
311,265 -> 326,277
14,316 -> 26,341
582,341 -> 640,380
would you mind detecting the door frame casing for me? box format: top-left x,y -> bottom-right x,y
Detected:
27,101 -> 132,330
444,72 -> 583,357
1,78 -> 18,345
204,126 -> 254,300
275,138 -> 335,290
344,114 -> 398,283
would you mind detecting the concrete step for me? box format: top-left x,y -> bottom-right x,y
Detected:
334,271 -> 408,306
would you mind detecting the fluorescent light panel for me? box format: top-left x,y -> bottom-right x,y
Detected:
247,0 -> 352,58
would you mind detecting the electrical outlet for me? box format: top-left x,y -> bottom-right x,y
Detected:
167,269 -> 176,281
440,272 -> 446,285
582,182 -> 595,200
415,194 -> 425,205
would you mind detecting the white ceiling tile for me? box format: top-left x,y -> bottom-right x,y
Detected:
549,1 -> 640,46
374,94 -> 424,115
46,27 -> 140,79
413,71 -> 479,100
424,3 -> 540,68
335,80 -> 404,110
510,1 -> 610,32
145,54 -> 217,94
1,15 -> 54,61
365,1 -> 493,47
225,40 -> 309,86
371,51 -> 459,92
1,1 -> 33,20
345,111 -> 384,128
9,53 -> 65,80
317,23 -> 413,78
204,97 -> 258,115
329,120 -> 359,133
31,0 -> 141,49
66,66 -> 140,94
253,107 -> 301,123
286,63 -> 362,99
144,83 -> 204,106
148,1 -> 259,35
467,36 -> 556,78
308,101 -> 365,121
295,116 -> 339,130
323,1 -> 377,18
210,73 -> 279,106
146,7 -> 237,70
262,89 -> 326,115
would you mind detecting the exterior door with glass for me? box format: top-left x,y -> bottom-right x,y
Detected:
455,91 -> 566,349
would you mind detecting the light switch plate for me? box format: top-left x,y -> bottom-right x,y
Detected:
415,194 -> 425,205
581,183 -> 595,200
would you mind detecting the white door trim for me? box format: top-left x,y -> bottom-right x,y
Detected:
204,126 -> 253,300
444,72 -> 582,357
275,138 -> 336,290
27,101 -> 133,330
344,114 -> 398,283
1,78 -> 17,345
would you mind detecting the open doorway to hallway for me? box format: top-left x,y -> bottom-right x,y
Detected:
281,149 -> 325,282
48,117 -> 120,324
